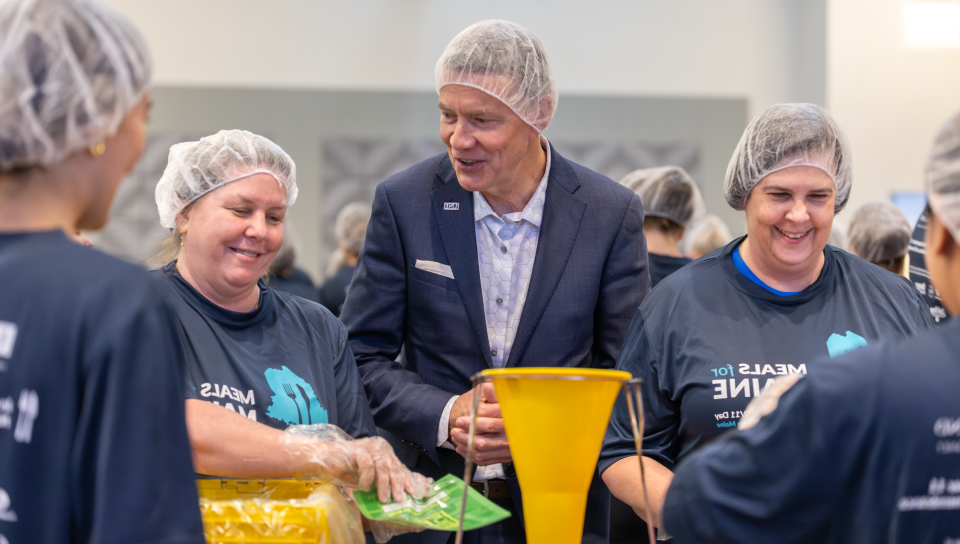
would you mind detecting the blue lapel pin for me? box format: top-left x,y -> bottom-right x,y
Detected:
444,202 -> 460,211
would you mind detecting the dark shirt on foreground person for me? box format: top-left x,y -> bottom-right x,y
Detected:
664,316 -> 960,543
0,231 -> 203,544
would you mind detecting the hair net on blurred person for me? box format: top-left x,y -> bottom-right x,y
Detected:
927,109 -> 960,244
620,166 -> 705,228
155,130 -> 298,230
0,0 -> 152,170
685,214 -> 733,259
436,20 -> 558,132
848,202 -> 911,272
326,202 -> 371,277
828,220 -> 848,250
724,103 -> 852,213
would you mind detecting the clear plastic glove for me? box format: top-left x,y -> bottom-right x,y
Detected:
281,424 -> 433,504
365,517 -> 424,544
347,485 -> 425,543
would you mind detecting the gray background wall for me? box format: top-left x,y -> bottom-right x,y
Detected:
100,87 -> 747,281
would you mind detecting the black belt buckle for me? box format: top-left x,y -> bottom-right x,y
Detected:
470,480 -> 492,498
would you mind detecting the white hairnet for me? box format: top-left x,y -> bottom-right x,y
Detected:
155,130 -> 297,230
685,214 -> 733,258
335,201 -> 371,254
436,20 -> 558,133
620,166 -> 706,228
927,109 -> 960,244
0,0 -> 152,170
724,103 -> 852,213
847,202 -> 911,265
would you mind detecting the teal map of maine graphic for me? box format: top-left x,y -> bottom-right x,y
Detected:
826,331 -> 867,358
264,366 -> 328,426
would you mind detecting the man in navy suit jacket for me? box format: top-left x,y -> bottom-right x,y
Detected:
341,20 -> 650,544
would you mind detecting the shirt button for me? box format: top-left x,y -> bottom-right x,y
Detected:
500,245 -> 507,253
496,297 -> 503,304
491,349 -> 498,357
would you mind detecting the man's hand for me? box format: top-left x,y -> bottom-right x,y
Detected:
448,383 -> 512,466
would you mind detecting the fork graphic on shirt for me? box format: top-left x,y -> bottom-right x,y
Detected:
264,366 -> 326,426
282,383 -> 312,425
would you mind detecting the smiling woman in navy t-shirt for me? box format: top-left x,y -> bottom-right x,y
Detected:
150,130 -> 430,505
658,105 -> 960,544
600,104 -> 935,537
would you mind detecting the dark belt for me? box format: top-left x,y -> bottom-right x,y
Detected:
470,479 -> 511,499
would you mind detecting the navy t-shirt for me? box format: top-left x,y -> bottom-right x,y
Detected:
648,253 -> 692,288
600,237 -> 935,473
664,317 -> 960,543
156,263 -> 376,442
0,231 -> 203,544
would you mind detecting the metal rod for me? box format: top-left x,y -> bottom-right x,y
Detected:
455,376 -> 486,544
624,378 -> 656,543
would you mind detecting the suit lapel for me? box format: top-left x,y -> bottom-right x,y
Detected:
505,149 -> 586,368
431,157 -> 492,367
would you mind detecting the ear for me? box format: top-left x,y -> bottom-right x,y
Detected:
176,208 -> 191,235
537,95 -> 556,129
926,211 -> 955,259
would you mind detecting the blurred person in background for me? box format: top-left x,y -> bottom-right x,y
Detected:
267,223 -> 320,303
0,0 -> 204,542
620,166 -> 705,288
657,106 -> 960,544
611,165 -> 703,540
342,20 -> 648,544
600,104 -> 935,539
320,202 -> 370,317
848,201 -> 912,275
149,130 -> 430,512
684,213 -> 732,259
827,219 -> 848,250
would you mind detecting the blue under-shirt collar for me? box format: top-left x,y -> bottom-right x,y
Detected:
732,246 -> 801,297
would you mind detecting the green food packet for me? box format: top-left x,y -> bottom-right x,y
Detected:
352,474 -> 511,531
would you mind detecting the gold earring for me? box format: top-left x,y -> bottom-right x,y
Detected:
180,232 -> 185,247
89,143 -> 106,156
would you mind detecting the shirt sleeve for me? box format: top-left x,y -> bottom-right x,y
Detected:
600,309 -> 680,473
74,278 -> 204,544
662,357 -> 878,544
437,395 -> 459,448
331,321 -> 377,440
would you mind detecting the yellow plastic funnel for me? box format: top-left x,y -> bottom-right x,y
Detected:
480,367 -> 633,544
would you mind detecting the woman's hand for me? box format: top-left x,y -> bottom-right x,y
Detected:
282,425 -> 433,504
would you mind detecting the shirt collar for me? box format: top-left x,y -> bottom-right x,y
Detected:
474,138 -> 551,227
